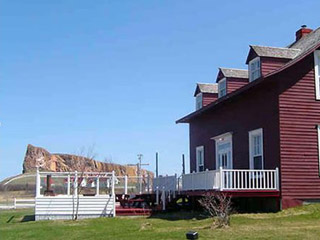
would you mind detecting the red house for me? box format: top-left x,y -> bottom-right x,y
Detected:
176,25 -> 320,209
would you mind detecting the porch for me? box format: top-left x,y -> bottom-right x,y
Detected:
154,168 -> 279,194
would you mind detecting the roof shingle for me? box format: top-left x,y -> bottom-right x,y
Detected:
219,68 -> 248,79
249,45 -> 301,60
194,83 -> 218,96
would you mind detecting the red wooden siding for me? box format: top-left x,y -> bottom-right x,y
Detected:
278,53 -> 320,204
189,81 -> 280,173
202,93 -> 218,106
227,78 -> 248,94
261,57 -> 289,76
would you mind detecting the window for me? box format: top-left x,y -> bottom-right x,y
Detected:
249,128 -> 264,169
213,132 -> 233,169
196,146 -> 204,172
218,78 -> 227,98
195,93 -> 203,110
314,50 -> 320,100
317,125 -> 320,176
249,57 -> 261,82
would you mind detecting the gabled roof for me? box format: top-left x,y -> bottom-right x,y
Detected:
289,27 -> 320,53
246,45 -> 301,63
177,40 -> 320,124
194,83 -> 218,96
219,68 -> 248,79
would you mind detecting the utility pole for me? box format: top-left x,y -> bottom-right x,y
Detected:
128,154 -> 149,194
182,154 -> 185,175
156,152 -> 159,178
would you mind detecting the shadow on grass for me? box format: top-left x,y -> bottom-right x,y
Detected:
6,216 -> 14,223
148,210 -> 209,221
21,215 -> 35,222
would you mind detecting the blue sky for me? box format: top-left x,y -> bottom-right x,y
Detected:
0,0 -> 319,180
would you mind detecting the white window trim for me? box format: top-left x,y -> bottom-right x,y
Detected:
218,78 -> 227,98
314,50 -> 320,100
213,132 -> 233,170
249,57 -> 261,82
317,125 -> 320,176
249,128 -> 264,169
196,146 -> 204,172
195,93 -> 203,110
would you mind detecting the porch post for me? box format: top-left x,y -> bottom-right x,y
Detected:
219,167 -> 223,191
173,173 -> 177,198
112,171 -> 116,217
96,176 -> 100,196
67,174 -> 71,196
161,187 -> 166,211
111,171 -> 115,196
147,174 -> 150,193
124,175 -> 128,195
275,167 -> 279,190
74,171 -> 78,197
156,186 -> 159,205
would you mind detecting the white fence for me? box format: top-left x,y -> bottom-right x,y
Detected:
35,195 -> 115,220
0,198 -> 35,210
15,198 -> 35,208
153,175 -> 177,192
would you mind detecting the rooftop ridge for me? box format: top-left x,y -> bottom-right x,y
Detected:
250,45 -> 301,51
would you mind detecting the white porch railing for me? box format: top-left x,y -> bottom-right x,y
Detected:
221,169 -> 279,190
177,168 -> 279,192
182,170 -> 220,191
153,174 -> 177,192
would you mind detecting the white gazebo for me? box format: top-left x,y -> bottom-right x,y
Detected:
35,169 -> 116,221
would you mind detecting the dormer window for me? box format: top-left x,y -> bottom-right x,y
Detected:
314,50 -> 320,100
249,57 -> 261,82
218,78 -> 226,98
195,93 -> 202,110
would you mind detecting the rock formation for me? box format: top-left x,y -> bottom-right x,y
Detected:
23,144 -> 153,178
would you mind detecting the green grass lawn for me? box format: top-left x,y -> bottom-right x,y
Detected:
1,204 -> 320,240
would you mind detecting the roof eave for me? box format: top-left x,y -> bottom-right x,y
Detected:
176,42 -> 320,124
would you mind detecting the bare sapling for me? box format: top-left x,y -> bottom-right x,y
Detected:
71,146 -> 97,220
198,192 -> 232,228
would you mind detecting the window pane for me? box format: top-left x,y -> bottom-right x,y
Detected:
253,156 -> 262,169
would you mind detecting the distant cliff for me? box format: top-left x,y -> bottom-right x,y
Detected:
23,144 -> 153,177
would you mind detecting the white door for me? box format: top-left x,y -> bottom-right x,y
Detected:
217,141 -> 232,169
214,133 -> 233,170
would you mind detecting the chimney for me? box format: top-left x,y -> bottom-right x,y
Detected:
295,25 -> 312,41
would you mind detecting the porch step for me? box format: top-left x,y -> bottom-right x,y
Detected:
116,207 -> 152,216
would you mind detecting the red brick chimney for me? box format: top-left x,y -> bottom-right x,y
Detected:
296,25 -> 312,41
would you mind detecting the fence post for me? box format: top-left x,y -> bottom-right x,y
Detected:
275,167 -> 279,190
96,176 -> 100,196
36,167 -> 41,197
67,174 -> 71,196
14,198 -> 16,209
219,167 -> 223,191
124,175 -> 128,195
74,171 -> 78,197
